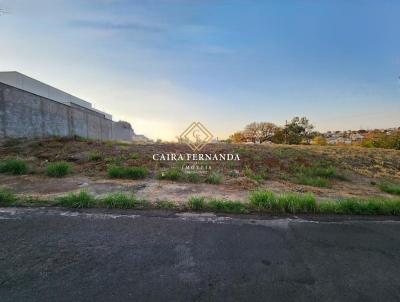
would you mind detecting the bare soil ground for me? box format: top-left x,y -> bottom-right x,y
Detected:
1,138 -> 399,203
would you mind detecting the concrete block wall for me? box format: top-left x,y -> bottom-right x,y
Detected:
0,82 -> 134,141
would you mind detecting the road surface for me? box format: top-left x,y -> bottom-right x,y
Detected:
0,207 -> 399,302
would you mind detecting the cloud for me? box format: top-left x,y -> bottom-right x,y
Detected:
70,19 -> 166,33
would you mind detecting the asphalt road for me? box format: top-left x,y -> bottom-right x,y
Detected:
0,208 -> 399,302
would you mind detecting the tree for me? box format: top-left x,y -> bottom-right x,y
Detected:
270,128 -> 285,144
284,117 -> 314,144
259,122 -> 280,143
229,131 -> 246,143
243,122 -> 262,143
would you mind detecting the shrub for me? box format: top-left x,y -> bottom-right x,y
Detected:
157,168 -> 183,181
206,172 -> 224,185
102,192 -> 137,208
46,162 -> 71,177
108,166 -> 148,179
188,196 -> 206,210
379,182 -> 400,195
207,199 -> 248,214
186,172 -> 201,183
0,188 -> 17,205
57,191 -> 96,208
0,159 -> 28,175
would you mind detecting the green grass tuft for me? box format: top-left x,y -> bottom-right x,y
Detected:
0,159 -> 28,175
56,191 -> 96,208
88,151 -> 102,161
205,172 -> 224,185
157,168 -> 183,181
250,190 -> 317,213
207,199 -> 248,214
319,198 -> 400,216
278,193 -> 317,214
0,188 -> 17,205
244,167 -> 266,182
188,196 -> 206,210
102,192 -> 137,208
46,161 -> 71,177
379,182 -> 400,195
295,176 -> 329,187
249,190 -> 278,210
108,166 -> 149,179
130,152 -> 140,160
186,172 -> 201,183
293,165 -> 346,187
156,200 -> 176,209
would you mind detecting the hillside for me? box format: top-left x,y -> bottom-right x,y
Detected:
0,138 -> 399,206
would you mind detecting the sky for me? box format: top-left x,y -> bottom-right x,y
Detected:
0,0 -> 399,141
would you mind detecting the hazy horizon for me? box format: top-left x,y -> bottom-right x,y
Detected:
0,0 -> 399,140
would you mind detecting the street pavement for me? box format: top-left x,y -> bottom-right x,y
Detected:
0,207 -> 399,302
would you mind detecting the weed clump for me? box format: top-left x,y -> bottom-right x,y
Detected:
157,168 -> 183,181
379,182 -> 400,195
293,165 -> 345,187
0,159 -> 28,175
207,199 -> 248,214
156,200 -> 176,209
0,188 -> 17,205
188,196 -> 206,210
206,172 -> 224,185
102,192 -> 137,208
46,162 -> 71,177
108,166 -> 148,179
186,172 -> 201,183
56,191 -> 96,208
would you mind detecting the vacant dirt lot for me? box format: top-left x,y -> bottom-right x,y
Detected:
0,138 -> 400,204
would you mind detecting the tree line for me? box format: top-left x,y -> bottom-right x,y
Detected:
228,117 -> 316,145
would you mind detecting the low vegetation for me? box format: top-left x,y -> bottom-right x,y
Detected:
102,192 -> 137,208
88,151 -> 103,161
207,199 -> 248,214
56,191 -> 96,208
319,198 -> 400,216
1,187 -> 400,216
0,188 -> 17,205
157,168 -> 183,181
186,172 -> 201,183
293,165 -> 345,187
379,182 -> 400,196
156,200 -> 176,209
249,190 -> 316,214
46,161 -> 71,177
295,176 -> 329,188
244,167 -> 267,182
108,166 -> 149,179
206,172 -> 224,185
250,190 -> 400,216
0,159 -> 28,175
188,196 -> 206,210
